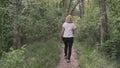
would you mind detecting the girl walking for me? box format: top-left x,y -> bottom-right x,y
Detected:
60,15 -> 76,63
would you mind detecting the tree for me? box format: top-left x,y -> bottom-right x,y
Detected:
99,0 -> 108,44
79,0 -> 85,18
67,0 -> 72,14
70,0 -> 80,15
13,0 -> 22,49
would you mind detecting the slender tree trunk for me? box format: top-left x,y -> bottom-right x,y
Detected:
81,0 -> 84,16
0,15 -> 4,54
60,0 -> 68,22
79,3 -> 82,18
13,0 -> 22,49
67,0 -> 72,15
63,0 -> 67,16
99,0 -> 108,45
79,0 -> 84,18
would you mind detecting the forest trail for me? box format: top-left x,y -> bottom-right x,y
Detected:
57,45 -> 80,68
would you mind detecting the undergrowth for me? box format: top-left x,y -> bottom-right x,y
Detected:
0,39 -> 61,68
75,42 -> 119,68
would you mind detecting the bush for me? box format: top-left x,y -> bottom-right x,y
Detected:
0,45 -> 26,68
0,39 -> 61,68
100,38 -> 120,60
75,42 -> 118,68
23,39 -> 61,68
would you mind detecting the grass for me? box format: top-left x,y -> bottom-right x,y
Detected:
0,39 -> 61,68
75,42 -> 118,68
24,39 -> 61,68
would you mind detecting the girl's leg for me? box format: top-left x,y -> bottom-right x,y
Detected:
62,38 -> 68,56
68,38 -> 73,60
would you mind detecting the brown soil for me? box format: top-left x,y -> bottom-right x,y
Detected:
57,45 -> 80,68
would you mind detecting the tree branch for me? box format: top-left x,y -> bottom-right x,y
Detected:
70,0 -> 80,15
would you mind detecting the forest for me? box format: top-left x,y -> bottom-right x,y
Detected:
0,0 -> 120,68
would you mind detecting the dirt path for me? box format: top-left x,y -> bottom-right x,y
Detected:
57,45 -> 80,68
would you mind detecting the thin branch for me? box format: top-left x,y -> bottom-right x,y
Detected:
70,0 -> 80,15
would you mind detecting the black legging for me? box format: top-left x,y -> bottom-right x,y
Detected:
62,37 -> 73,60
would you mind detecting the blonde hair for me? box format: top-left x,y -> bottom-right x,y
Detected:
65,15 -> 73,23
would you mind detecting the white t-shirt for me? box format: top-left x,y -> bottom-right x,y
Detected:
62,22 -> 76,38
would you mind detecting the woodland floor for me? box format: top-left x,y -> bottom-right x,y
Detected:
57,45 -> 80,68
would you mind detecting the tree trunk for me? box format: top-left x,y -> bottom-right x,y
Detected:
79,3 -> 82,18
13,0 -> 22,49
63,0 -> 68,16
99,0 -> 108,45
79,0 -> 84,18
67,0 -> 72,15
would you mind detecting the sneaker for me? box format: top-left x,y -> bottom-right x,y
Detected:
67,59 -> 70,63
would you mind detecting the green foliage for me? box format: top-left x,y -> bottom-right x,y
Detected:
106,0 -> 120,14
0,0 -> 119,67
0,1 -> 62,68
76,0 -> 120,66
18,0 -> 62,42
23,39 -> 61,68
0,0 -> 63,53
101,0 -> 120,60
0,0 -> 13,53
76,2 -> 100,46
0,39 -> 61,68
0,45 -> 26,68
75,42 -> 118,68
100,38 -> 120,60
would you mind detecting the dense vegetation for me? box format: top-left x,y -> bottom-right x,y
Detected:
0,0 -> 62,51
75,0 -> 120,68
0,40 -> 61,68
0,0 -> 62,68
76,0 -> 120,59
0,0 -> 120,68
